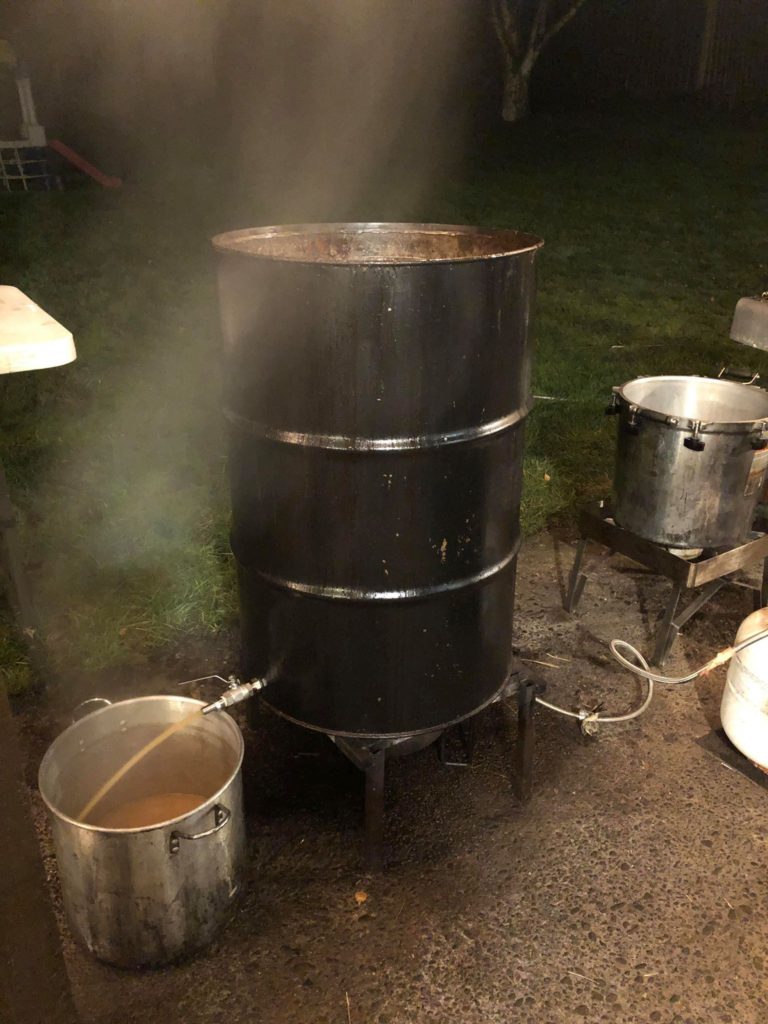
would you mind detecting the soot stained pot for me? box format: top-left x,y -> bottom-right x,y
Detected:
609,375 -> 768,549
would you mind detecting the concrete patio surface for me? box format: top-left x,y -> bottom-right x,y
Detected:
16,532 -> 768,1024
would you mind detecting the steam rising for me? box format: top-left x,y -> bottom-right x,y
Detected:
13,1 -> 474,212
223,0 -> 473,218
2,0 -> 478,682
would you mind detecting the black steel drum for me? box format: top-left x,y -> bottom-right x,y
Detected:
213,223 -> 543,737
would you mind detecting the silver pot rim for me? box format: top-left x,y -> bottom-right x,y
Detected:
38,695 -> 244,835
615,374 -> 768,434
211,221 -> 544,266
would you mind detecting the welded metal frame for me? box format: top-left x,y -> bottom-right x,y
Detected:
331,664 -> 543,871
565,501 -> 768,667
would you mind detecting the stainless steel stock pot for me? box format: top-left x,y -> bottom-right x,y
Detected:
39,695 -> 245,966
609,375 -> 768,548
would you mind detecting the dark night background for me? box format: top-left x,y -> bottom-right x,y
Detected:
3,0 -> 768,188
2,7 -> 768,1024
0,0 -> 767,683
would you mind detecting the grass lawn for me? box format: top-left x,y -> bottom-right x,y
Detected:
1,104 -> 767,691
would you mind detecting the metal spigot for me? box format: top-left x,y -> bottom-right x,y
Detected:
201,678 -> 266,715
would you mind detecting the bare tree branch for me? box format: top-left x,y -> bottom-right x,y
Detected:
527,0 -> 552,56
490,0 -> 590,121
489,0 -> 509,55
490,0 -> 521,60
535,0 -> 588,58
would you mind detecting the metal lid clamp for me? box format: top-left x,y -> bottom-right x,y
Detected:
683,420 -> 705,452
604,388 -> 620,416
625,404 -> 640,436
750,422 -> 768,452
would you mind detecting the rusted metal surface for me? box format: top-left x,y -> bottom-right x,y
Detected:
212,221 -> 542,265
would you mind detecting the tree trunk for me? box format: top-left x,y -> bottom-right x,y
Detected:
502,64 -> 531,123
696,0 -> 720,91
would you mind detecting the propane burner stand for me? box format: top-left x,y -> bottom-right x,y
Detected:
565,502 -> 768,667
329,666 -> 542,871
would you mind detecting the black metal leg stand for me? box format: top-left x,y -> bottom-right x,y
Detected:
515,679 -> 536,805
652,583 -> 683,668
564,536 -> 589,613
438,716 -> 476,767
567,503 -> 768,666
652,578 -> 729,668
331,737 -> 388,872
364,747 -> 386,873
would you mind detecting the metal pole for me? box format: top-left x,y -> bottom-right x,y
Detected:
515,679 -> 536,805
758,553 -> 768,610
695,0 -> 720,92
364,747 -> 386,873
564,536 -> 588,613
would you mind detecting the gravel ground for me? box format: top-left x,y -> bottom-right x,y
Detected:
15,532 -> 768,1024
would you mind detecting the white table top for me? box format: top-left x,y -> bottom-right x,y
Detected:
0,285 -> 76,374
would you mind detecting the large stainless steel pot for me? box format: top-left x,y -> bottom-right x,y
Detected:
39,696 -> 245,967
610,375 -> 768,549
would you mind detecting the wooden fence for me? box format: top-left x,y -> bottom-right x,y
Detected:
537,0 -> 768,107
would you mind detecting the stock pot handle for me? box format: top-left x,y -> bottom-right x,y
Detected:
71,697 -> 112,722
718,365 -> 760,385
169,804 -> 231,855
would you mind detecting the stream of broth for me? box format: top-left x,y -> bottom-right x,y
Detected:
77,708 -> 203,825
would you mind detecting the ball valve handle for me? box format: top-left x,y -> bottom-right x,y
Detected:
201,678 -> 266,715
